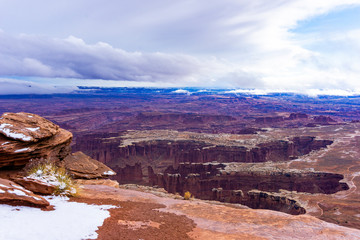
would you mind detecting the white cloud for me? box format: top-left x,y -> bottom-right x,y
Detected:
0,31 -> 262,88
0,0 -> 359,91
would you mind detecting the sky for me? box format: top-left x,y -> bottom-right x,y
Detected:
0,0 -> 360,94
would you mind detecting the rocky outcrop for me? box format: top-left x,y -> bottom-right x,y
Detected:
313,115 -> 336,124
255,116 -> 285,124
0,178 -> 50,208
212,188 -> 306,215
150,162 -> 348,195
62,151 -> 116,179
237,128 -> 266,134
148,162 -> 349,214
0,112 -> 59,142
14,177 -> 56,195
287,113 -> 308,120
0,112 -> 72,168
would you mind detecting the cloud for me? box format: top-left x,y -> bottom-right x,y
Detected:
0,32 -> 201,82
0,31 -> 262,88
0,79 -> 77,95
0,1 -> 359,91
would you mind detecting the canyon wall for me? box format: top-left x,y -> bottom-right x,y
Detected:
74,135 -> 333,174
148,162 -> 348,215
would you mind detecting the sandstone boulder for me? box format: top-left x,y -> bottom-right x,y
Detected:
14,178 -> 56,195
0,113 -> 72,168
0,178 -> 50,208
0,112 -> 59,142
62,151 -> 116,179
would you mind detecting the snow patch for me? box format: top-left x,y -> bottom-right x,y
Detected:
26,127 -> 40,132
0,189 -> 5,193
1,142 -> 10,145
0,196 -> 116,240
103,170 -> 116,176
32,196 -> 43,201
0,183 -> 9,188
28,115 -> 33,118
8,189 -> 27,197
0,123 -> 33,142
14,148 -> 30,153
10,183 -> 25,190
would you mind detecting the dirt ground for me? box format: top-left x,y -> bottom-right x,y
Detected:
69,185 -> 360,240
70,197 -> 195,240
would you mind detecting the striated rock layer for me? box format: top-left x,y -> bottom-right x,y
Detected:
0,112 -> 59,142
148,162 -> 349,215
0,178 -> 50,208
74,132 -> 333,175
0,112 -> 72,168
62,151 -> 116,179
111,163 -> 143,183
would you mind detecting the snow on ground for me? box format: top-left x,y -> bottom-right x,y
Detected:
0,196 -> 116,240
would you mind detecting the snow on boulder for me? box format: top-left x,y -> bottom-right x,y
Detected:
0,113 -> 72,168
14,178 -> 57,195
62,151 -> 117,179
0,178 -> 50,208
0,112 -> 59,142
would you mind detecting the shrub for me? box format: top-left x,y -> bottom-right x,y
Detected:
184,191 -> 192,200
26,160 -> 77,196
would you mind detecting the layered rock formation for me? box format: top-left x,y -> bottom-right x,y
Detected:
77,132 -> 333,175
0,112 -> 59,142
255,116 -> 285,124
62,151 -> 116,179
0,112 -> 72,168
212,188 -> 306,215
136,112 -> 236,124
0,178 -> 50,208
0,112 -> 117,200
14,177 -> 57,195
287,113 -> 308,120
314,115 -> 337,124
148,162 -> 348,215
111,163 -> 143,183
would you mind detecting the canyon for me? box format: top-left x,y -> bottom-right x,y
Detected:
1,88 -> 360,235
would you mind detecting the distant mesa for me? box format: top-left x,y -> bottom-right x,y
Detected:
313,115 -> 337,124
287,113 -> 308,120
